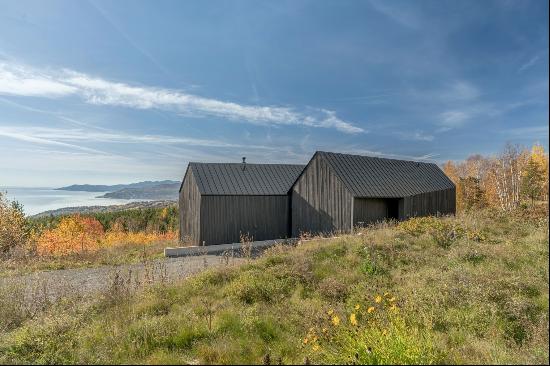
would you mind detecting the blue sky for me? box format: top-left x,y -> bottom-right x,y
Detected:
0,0 -> 548,187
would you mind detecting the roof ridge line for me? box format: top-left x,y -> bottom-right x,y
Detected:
315,150 -> 436,165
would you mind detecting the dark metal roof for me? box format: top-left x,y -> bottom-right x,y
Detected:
189,162 -> 305,195
317,151 -> 455,197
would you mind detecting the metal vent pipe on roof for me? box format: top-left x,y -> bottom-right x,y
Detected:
242,156 -> 246,170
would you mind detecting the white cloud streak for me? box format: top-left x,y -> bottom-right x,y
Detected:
438,110 -> 470,131
0,61 -> 364,134
398,131 -> 434,141
343,147 -> 439,162
368,0 -> 420,29
0,128 -> 105,154
518,55 -> 540,73
0,126 -> 282,152
0,63 -> 77,97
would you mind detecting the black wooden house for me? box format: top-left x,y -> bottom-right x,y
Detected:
291,151 -> 456,236
179,151 -> 456,245
179,161 -> 304,245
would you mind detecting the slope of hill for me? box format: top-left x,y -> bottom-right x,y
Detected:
57,180 -> 179,192
1,209 -> 547,364
97,183 -> 179,200
31,200 -> 175,218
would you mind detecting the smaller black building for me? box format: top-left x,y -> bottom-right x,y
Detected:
179,161 -> 304,245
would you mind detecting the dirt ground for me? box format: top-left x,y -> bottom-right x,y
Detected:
0,254 -> 246,303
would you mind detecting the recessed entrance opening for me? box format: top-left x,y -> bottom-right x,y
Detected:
386,198 -> 400,220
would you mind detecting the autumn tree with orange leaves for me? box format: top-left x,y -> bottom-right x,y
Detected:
36,215 -> 104,256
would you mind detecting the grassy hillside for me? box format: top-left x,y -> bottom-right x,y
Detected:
0,209 -> 548,364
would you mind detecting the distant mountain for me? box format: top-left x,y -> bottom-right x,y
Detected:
98,183 -> 180,200
57,180 -> 179,192
32,200 -> 175,218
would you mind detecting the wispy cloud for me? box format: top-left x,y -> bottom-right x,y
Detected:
445,81 -> 480,101
0,126 -> 280,151
518,55 -> 540,73
437,110 -> 470,132
344,147 -> 439,162
0,63 -> 77,97
0,128 -> 105,154
501,125 -> 549,140
368,0 -> 420,29
0,61 -> 364,134
398,131 -> 435,141
409,80 -> 480,102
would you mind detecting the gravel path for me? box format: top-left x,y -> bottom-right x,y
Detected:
0,254 -> 246,303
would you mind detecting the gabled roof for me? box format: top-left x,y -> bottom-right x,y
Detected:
315,151 -> 455,198
187,162 -> 305,195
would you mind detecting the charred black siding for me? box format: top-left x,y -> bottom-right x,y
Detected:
179,162 -> 304,246
292,154 -> 353,236
179,169 -> 201,244
199,195 -> 290,245
179,152 -> 456,246
291,152 -> 456,236
402,187 -> 456,218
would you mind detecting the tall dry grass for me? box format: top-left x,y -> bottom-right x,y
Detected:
0,208 -> 548,364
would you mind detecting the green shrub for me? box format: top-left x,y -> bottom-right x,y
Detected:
0,192 -> 30,257
225,269 -> 295,304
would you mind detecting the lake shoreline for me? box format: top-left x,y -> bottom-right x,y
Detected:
30,200 -> 177,218
1,187 -> 175,216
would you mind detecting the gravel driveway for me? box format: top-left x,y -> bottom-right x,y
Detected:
0,254 -> 246,303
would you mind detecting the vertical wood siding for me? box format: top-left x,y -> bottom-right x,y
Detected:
200,195 -> 290,245
403,187 -> 456,218
179,170 -> 201,244
353,198 -> 390,226
292,154 -> 352,236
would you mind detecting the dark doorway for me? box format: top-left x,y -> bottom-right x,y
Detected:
386,198 -> 399,220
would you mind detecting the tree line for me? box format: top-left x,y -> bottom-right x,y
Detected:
443,143 -> 549,212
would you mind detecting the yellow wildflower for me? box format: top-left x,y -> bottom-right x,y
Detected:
382,329 -> 388,336
322,327 -> 328,333
389,304 -> 398,311
332,315 -> 340,326
355,304 -> 361,310
388,297 -> 396,302
375,295 -> 382,303
327,309 -> 334,316
367,306 -> 375,313
312,344 -> 320,352
384,292 -> 390,297
350,313 -> 358,326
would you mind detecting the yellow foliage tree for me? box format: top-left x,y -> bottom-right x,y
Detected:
442,143 -> 547,212
529,143 -> 549,201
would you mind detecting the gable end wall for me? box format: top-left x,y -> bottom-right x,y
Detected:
179,169 -> 201,245
291,153 -> 353,236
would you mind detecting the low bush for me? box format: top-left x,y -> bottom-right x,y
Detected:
0,192 -> 30,258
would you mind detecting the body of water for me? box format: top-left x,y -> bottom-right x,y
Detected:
1,187 -> 149,216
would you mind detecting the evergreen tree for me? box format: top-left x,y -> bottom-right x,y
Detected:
521,158 -> 545,206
